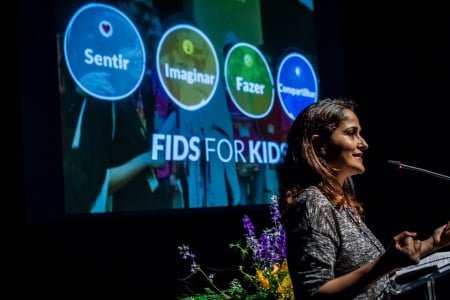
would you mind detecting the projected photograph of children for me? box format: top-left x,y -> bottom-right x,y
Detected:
57,0 -> 318,214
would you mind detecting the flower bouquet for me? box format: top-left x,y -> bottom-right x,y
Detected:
178,195 -> 294,299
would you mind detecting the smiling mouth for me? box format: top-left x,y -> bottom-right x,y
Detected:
352,154 -> 363,160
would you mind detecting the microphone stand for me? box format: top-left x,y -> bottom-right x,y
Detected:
387,160 -> 450,181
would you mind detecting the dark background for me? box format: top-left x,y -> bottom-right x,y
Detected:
17,0 -> 449,298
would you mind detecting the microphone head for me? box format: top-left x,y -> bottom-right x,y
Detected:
387,160 -> 403,169
387,160 -> 401,166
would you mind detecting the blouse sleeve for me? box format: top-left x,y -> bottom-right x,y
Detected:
286,188 -> 340,297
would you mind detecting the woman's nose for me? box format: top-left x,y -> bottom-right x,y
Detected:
358,136 -> 368,150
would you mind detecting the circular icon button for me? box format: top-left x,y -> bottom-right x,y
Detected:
64,3 -> 146,101
224,43 -> 274,119
156,24 -> 219,111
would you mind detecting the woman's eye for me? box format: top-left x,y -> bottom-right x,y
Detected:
345,129 -> 356,135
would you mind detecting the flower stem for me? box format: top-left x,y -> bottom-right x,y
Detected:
196,268 -> 231,299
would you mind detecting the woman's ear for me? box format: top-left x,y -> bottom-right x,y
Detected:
312,134 -> 326,155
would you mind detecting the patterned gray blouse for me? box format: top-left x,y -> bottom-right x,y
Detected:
284,186 -> 390,299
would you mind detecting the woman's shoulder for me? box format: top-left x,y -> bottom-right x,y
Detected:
295,186 -> 339,221
297,186 -> 331,208
285,186 -> 339,234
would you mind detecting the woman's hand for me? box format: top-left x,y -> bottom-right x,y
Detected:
420,221 -> 450,257
395,232 -> 422,264
379,231 -> 422,274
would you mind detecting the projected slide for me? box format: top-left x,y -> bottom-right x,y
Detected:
57,0 -> 319,214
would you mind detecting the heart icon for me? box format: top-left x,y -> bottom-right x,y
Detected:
99,21 -> 113,37
102,23 -> 110,33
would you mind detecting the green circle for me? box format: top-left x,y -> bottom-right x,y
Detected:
224,43 -> 274,118
157,25 -> 219,110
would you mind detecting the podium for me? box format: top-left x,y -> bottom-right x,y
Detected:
389,251 -> 450,300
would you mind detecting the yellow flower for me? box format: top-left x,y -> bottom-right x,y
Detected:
256,269 -> 270,289
271,262 -> 281,275
280,261 -> 289,273
277,273 -> 293,299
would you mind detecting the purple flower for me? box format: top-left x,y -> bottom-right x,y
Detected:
178,244 -> 199,273
243,215 -> 258,253
242,215 -> 255,238
279,229 -> 287,258
243,196 -> 288,269
270,195 -> 282,226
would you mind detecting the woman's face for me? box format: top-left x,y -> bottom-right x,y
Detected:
324,109 -> 368,184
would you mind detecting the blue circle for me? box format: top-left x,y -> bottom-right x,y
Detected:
64,3 -> 146,101
277,53 -> 318,120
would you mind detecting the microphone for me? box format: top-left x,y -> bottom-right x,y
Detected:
387,160 -> 450,181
